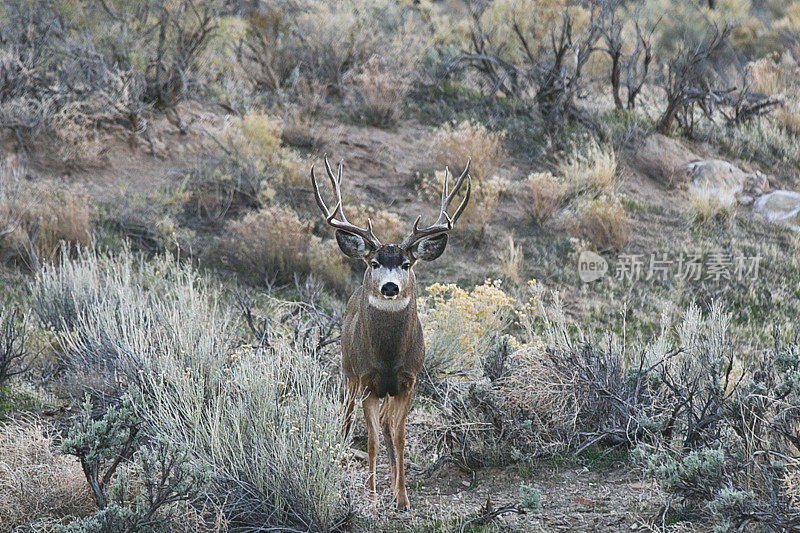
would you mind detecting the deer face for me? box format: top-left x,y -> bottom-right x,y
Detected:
334,235 -> 450,307
366,245 -> 412,301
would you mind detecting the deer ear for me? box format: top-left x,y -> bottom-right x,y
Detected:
413,234 -> 449,262
335,230 -> 374,258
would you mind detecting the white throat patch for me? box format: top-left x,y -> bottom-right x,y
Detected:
368,295 -> 410,312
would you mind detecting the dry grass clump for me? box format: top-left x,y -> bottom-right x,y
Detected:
559,142 -> 618,194
209,205 -> 350,292
24,189 -> 91,264
492,344 -> 581,453
428,120 -> 505,180
746,55 -> 800,135
280,111 -> 320,150
575,195 -> 630,251
687,190 -> 735,226
0,168 -> 90,268
524,172 -> 567,226
345,56 -> 409,128
0,421 -> 95,529
498,235 -> 524,284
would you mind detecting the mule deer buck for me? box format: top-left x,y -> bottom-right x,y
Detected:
311,156 -> 471,511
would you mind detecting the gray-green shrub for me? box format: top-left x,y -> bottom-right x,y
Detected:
32,247 -> 354,531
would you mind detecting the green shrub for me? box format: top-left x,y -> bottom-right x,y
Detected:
518,484 -> 541,512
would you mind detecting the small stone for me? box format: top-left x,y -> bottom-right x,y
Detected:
461,480 -> 471,487
630,523 -> 639,530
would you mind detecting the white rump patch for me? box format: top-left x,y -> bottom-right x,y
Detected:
368,295 -> 410,312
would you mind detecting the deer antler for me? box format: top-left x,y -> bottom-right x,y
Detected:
311,155 -> 382,249
400,159 -> 471,251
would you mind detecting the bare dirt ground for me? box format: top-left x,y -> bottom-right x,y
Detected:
351,457 -> 664,532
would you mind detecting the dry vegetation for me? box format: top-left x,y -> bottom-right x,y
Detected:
3,0 -> 800,531
0,421 -> 95,530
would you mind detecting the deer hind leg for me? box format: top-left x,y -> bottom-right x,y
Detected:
380,397 -> 397,492
362,390 -> 381,506
390,378 -> 415,512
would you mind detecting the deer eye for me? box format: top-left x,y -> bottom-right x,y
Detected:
401,262 -> 411,270
370,260 -> 380,269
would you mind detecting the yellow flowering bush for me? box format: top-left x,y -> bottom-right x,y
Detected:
419,279 -> 516,377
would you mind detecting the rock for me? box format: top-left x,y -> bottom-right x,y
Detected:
754,190 -> 800,231
686,159 -> 754,207
633,133 -> 699,187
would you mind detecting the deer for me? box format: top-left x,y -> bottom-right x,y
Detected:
311,156 -> 471,512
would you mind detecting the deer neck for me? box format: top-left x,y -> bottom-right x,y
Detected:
361,274 -> 418,339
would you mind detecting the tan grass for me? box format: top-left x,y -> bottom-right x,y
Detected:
498,234 -> 524,284
209,205 -> 350,292
575,195 -> 630,251
343,204 -> 405,243
0,178 -> 91,267
687,190 -> 735,226
0,421 -> 95,529
427,120 -> 505,180
559,142 -> 618,194
344,56 -> 408,128
493,344 -> 581,452
524,171 -> 567,226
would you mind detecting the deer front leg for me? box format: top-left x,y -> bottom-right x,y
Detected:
380,398 -> 397,492
342,380 -> 359,438
362,391 -> 381,506
390,379 -> 415,512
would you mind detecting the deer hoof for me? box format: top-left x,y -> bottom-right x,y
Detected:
397,505 -> 410,513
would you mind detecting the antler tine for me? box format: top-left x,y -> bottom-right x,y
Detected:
400,159 -> 472,250
311,156 -> 382,249
324,155 -> 347,220
310,165 -> 331,217
450,176 -> 471,223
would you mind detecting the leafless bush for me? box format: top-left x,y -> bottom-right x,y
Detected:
448,1 -> 603,123
656,23 -> 732,134
0,0 -> 219,154
240,0 -> 425,97
598,4 -> 656,110
533,295 -> 800,529
0,305 -> 29,387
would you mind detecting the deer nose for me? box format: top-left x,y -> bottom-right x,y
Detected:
380,282 -> 399,297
